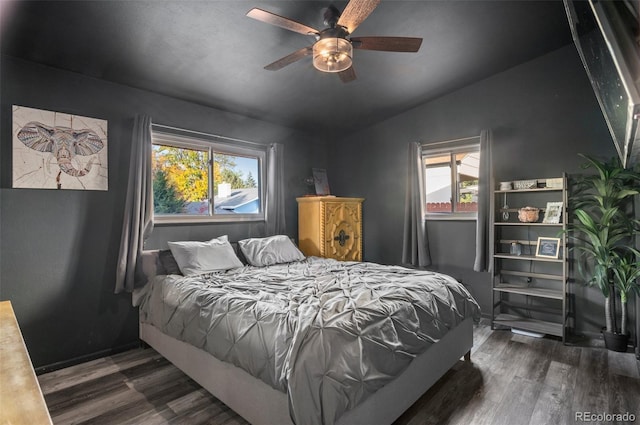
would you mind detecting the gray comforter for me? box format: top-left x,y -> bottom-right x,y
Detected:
136,257 -> 480,425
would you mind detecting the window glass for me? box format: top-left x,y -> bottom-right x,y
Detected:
213,153 -> 260,215
152,144 -> 209,216
455,152 -> 479,212
151,129 -> 265,222
425,158 -> 452,213
423,144 -> 479,217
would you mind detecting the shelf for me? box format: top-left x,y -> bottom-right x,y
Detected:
499,269 -> 565,281
493,313 -> 563,337
498,239 -> 537,246
500,300 -> 562,315
494,222 -> 564,226
494,284 -> 563,300
494,254 -> 564,263
499,208 -> 554,213
495,187 -> 563,194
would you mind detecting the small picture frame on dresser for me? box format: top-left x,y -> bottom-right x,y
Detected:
312,168 -> 330,195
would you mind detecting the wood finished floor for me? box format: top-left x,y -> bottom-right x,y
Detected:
38,323 -> 640,425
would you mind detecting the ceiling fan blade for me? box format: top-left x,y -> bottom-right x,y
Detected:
247,8 -> 319,36
338,66 -> 357,83
337,0 -> 381,34
264,46 -> 314,71
351,36 -> 423,52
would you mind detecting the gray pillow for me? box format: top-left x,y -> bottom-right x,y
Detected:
158,250 -> 182,275
238,235 -> 305,267
168,235 -> 243,275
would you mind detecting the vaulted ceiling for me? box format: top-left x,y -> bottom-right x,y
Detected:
1,1 -> 573,135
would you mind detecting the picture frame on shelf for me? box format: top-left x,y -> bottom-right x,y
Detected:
536,237 -> 561,258
542,201 -> 563,224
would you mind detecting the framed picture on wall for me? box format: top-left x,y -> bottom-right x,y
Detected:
312,168 -> 330,195
535,237 -> 561,259
12,105 -> 108,190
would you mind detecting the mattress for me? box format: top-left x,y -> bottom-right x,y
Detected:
135,256 -> 480,425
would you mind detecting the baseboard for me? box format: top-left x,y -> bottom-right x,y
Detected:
567,329 -> 639,353
34,341 -> 141,375
479,315 -> 492,324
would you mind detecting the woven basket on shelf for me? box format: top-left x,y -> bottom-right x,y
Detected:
518,207 -> 539,223
513,179 -> 537,190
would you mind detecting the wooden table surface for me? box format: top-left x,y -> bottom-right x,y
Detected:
0,300 -> 53,425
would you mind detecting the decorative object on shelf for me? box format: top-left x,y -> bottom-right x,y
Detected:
509,242 -> 522,256
535,237 -> 560,258
501,193 -> 510,221
513,179 -> 537,190
312,168 -> 330,195
499,181 -> 513,191
12,105 -> 108,190
518,206 -> 539,223
545,178 -> 564,188
542,201 -> 563,224
565,154 -> 640,351
303,176 -> 316,196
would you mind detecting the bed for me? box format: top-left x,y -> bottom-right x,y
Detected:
133,235 -> 480,425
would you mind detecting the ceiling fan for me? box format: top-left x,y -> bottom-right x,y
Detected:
246,0 -> 423,83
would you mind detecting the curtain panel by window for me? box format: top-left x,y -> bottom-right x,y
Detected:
115,115 -> 154,293
473,129 -> 492,272
402,142 -> 431,267
265,143 -> 286,236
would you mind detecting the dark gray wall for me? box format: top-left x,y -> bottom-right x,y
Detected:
0,56 -> 327,370
327,45 -> 635,339
1,42 -> 636,370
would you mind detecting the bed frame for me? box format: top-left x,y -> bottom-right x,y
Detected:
136,250 -> 473,425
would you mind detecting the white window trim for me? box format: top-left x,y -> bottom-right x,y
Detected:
422,136 -> 480,221
151,125 -> 267,224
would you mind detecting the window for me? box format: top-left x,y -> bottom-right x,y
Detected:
423,141 -> 479,218
151,128 -> 265,223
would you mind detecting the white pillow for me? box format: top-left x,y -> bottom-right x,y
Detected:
238,235 -> 305,267
168,235 -> 243,275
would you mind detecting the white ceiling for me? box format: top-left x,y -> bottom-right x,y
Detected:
1,1 -> 573,135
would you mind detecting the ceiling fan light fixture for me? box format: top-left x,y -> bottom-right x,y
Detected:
313,37 -> 352,73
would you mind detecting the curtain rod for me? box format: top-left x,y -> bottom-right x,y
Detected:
151,123 -> 268,148
421,135 -> 480,147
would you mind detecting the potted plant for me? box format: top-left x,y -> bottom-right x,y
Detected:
567,154 -> 640,351
610,253 -> 640,350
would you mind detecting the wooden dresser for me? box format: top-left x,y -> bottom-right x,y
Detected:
0,301 -> 53,425
297,196 -> 364,261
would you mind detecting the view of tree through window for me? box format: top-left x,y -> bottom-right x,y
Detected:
152,144 -> 260,216
152,145 -> 208,215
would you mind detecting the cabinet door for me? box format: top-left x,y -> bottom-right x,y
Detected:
323,201 -> 362,261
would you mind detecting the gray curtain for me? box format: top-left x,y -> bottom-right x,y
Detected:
402,142 -> 431,267
115,115 -> 154,293
265,142 -> 286,236
473,129 -> 492,272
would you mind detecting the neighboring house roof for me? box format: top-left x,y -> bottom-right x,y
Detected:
427,185 -> 478,203
215,188 -> 258,211
183,188 -> 259,215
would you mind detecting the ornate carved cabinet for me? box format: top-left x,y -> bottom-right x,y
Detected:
296,196 -> 364,261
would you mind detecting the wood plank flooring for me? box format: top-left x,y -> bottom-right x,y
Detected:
38,323 -> 640,425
